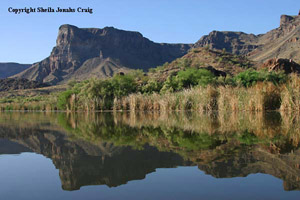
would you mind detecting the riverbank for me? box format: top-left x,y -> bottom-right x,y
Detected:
0,70 -> 299,112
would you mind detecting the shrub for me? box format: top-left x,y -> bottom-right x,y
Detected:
160,76 -> 179,93
111,74 -> 137,97
57,90 -> 73,110
234,69 -> 287,87
175,68 -> 215,89
160,69 -> 216,93
142,80 -> 162,94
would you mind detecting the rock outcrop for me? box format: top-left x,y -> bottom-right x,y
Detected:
0,63 -> 31,79
13,25 -> 191,85
280,15 -> 295,26
194,11 -> 300,64
194,31 -> 259,55
260,58 -> 300,74
249,13 -> 300,63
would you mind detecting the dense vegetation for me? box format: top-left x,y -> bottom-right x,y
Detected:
0,64 -> 298,112
51,68 -> 290,111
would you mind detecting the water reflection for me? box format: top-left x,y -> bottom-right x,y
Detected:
0,111 -> 300,191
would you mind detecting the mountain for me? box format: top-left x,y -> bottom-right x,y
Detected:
249,13 -> 300,63
11,11 -> 300,85
13,25 -> 191,85
194,31 -> 260,55
195,11 -> 300,63
0,63 -> 31,79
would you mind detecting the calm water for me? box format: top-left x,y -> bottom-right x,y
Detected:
0,111 -> 300,200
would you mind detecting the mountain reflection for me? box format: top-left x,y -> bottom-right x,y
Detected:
0,111 -> 300,191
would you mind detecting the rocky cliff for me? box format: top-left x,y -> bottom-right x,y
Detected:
260,58 -> 300,73
194,11 -> 300,63
13,25 -> 191,85
0,63 -> 31,79
8,11 -> 300,85
194,31 -> 259,55
249,12 -> 300,63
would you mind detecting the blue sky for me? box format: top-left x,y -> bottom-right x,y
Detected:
0,0 -> 299,64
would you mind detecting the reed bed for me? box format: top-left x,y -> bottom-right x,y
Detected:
113,82 -> 283,112
1,74 -> 300,112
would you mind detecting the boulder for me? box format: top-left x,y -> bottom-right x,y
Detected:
260,58 -> 300,74
203,66 -> 227,77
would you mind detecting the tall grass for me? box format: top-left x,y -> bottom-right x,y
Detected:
112,82 -> 283,112
1,74 -> 300,112
280,74 -> 300,112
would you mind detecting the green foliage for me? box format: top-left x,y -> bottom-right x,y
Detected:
179,68 -> 215,88
82,79 -> 113,99
56,73 -> 139,110
215,75 -> 236,86
111,74 -> 137,97
234,69 -> 287,87
142,80 -> 162,94
160,76 -> 179,93
161,68 -> 216,93
57,90 -> 74,110
76,73 -> 138,99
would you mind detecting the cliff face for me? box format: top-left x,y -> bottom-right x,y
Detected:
0,63 -> 31,79
194,31 -> 259,55
249,13 -> 300,63
194,11 -> 300,63
14,25 -> 191,85
280,15 -> 295,26
7,12 -> 300,84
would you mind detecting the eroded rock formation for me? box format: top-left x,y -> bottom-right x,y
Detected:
194,11 -> 300,64
260,58 -> 300,73
13,25 -> 191,85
